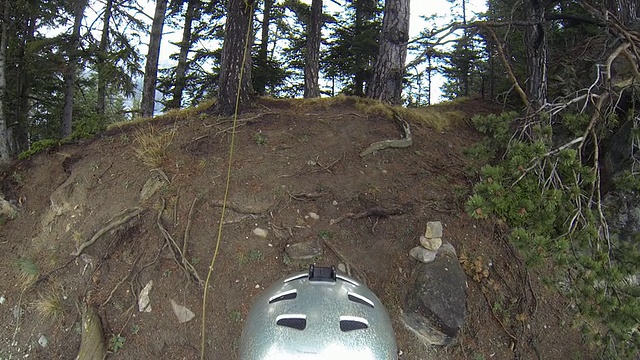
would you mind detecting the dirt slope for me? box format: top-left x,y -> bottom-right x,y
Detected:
0,97 -> 591,360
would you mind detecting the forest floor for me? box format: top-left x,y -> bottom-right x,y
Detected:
0,97 -> 593,360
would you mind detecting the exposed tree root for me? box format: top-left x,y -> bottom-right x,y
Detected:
72,207 -> 144,257
76,304 -> 107,360
156,198 -> 204,287
360,113 -> 412,157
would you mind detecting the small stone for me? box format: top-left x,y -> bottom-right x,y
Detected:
425,221 -> 443,238
409,246 -> 437,264
170,299 -> 195,323
38,334 -> 48,348
252,228 -> 268,238
285,240 -> 323,260
0,295 -> 5,305
308,212 -> 320,220
420,236 -> 442,251
338,263 -> 346,273
138,280 -> 153,312
306,160 -> 317,166
255,284 -> 260,289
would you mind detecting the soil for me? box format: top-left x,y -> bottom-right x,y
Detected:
0,97 -> 593,360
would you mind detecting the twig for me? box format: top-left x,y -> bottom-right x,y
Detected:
322,238 -> 366,282
210,199 -> 271,214
287,191 -> 325,201
331,203 -> 412,224
72,207 -> 144,256
101,254 -> 142,307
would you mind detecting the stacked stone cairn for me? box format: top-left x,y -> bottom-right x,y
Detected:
402,221 -> 466,346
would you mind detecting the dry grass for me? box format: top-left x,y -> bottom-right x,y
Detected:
133,125 -> 176,168
16,257 -> 39,290
32,286 -> 65,324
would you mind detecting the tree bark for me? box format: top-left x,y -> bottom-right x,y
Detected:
62,0 -> 88,138
141,0 -> 168,118
167,0 -> 199,110
304,0 -> 322,98
366,0 -> 410,105
217,0 -> 255,116
96,0 -> 113,115
0,0 -> 11,161
255,0 -> 273,96
524,0 -> 547,112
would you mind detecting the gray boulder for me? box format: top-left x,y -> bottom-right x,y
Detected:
401,251 -> 466,346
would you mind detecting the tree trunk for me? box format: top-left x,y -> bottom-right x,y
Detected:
354,1 -> 365,96
96,0 -> 113,115
217,0 -> 255,116
62,0 -> 88,138
167,0 -> 199,110
304,0 -> 322,98
366,0 -> 410,105
14,12 -> 35,152
141,0 -> 168,118
255,0 -> 273,96
524,0 -> 547,112
0,0 -> 11,162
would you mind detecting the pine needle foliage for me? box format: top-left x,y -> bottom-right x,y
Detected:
466,112 -> 640,358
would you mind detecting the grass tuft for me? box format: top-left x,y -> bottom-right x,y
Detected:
16,257 -> 40,290
133,125 -> 176,168
33,288 -> 65,323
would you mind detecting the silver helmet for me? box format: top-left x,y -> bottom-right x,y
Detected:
239,265 -> 398,360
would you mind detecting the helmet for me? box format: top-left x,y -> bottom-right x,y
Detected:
239,265 -> 398,360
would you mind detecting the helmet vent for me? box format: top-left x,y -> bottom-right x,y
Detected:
339,316 -> 369,332
269,289 -> 297,304
347,292 -> 375,308
276,314 -> 307,330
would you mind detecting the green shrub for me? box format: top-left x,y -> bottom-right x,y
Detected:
467,111 -> 640,358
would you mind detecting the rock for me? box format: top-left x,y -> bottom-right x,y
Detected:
0,195 -> 17,221
424,221 -> 443,239
338,263 -> 346,273
0,295 -> 5,305
409,246 -> 437,264
138,280 -> 153,312
38,334 -> 48,348
308,212 -> 320,220
252,228 -> 268,238
402,252 -> 466,346
437,241 -> 457,257
286,240 -> 323,260
139,175 -> 167,203
170,299 -> 195,323
420,236 -> 442,251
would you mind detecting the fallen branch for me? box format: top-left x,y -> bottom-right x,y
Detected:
72,207 -> 144,256
360,113 -> 412,157
331,203 -> 412,224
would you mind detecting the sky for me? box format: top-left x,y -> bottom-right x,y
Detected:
131,0 -> 487,106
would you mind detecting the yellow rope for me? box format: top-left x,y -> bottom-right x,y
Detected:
200,3 -> 255,359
